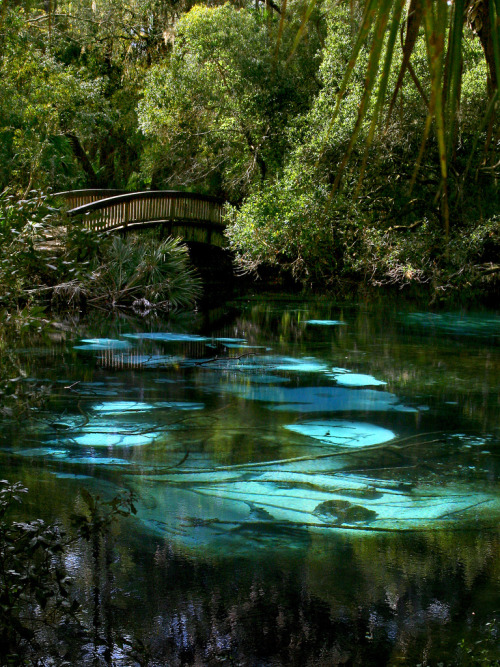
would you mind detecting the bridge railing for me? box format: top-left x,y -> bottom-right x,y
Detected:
54,189 -> 129,209
66,190 -> 225,233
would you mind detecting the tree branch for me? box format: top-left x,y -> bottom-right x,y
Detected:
65,133 -> 99,187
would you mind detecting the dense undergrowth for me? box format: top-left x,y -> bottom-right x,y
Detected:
0,190 -> 202,319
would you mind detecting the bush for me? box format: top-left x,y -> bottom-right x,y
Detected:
85,232 -> 203,311
0,189 -> 64,307
226,170 -> 365,286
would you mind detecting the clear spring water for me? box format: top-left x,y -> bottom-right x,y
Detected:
2,296 -> 500,664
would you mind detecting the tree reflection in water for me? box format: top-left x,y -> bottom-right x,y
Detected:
1,300 -> 499,664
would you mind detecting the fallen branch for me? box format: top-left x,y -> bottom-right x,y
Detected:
195,352 -> 257,366
476,263 -> 500,276
387,219 -> 423,232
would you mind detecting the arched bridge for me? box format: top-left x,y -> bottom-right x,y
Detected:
56,189 -> 227,247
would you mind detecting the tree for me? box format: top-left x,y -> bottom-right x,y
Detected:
0,0 -> 179,192
138,2 -> 323,199
0,4 -> 114,191
227,1 -> 499,291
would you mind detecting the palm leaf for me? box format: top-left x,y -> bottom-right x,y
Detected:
288,0 -> 498,232
329,0 -> 394,196
443,0 -> 465,162
286,0 -> 319,65
385,0 -> 424,127
422,0 -> 449,235
356,0 -> 406,193
318,0 -> 380,151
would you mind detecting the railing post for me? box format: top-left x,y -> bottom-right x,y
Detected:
124,201 -> 129,228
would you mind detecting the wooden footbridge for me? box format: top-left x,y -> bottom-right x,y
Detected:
56,189 -> 227,247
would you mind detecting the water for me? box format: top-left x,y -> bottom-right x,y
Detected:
1,297 -> 500,664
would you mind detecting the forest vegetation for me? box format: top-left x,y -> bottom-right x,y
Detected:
1,3 -> 499,662
0,0 -> 498,307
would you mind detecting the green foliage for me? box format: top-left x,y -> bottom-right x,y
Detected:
0,480 -> 78,663
86,232 -> 203,310
0,189 -> 203,314
226,173 -> 362,284
0,0 -> 169,193
0,189 -> 64,307
458,617 -> 500,666
138,3 -> 322,198
226,1 -> 498,296
310,0 -> 500,234
0,0 -> 497,301
0,10 -> 113,192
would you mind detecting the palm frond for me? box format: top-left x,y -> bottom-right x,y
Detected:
87,233 -> 202,310
316,0 -> 499,235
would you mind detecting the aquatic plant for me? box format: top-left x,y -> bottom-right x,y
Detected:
458,617 -> 500,666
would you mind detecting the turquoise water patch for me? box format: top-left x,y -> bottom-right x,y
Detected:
284,421 -> 395,448
92,401 -> 153,413
133,484 -> 253,548
328,373 -> 387,387
305,320 -> 346,326
195,355 -> 330,374
273,357 -> 328,372
17,447 -> 70,458
131,471 -> 500,547
155,402 -> 204,410
123,333 -> 209,342
223,344 -> 269,349
219,383 -> 417,413
62,381 -> 124,397
52,473 -> 92,479
37,402 -> 166,451
67,456 -> 132,465
235,355 -> 329,373
43,416 -> 163,450
72,430 -> 156,448
74,338 -> 132,351
246,375 -> 291,384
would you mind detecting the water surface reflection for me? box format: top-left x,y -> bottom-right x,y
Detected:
1,298 -> 499,664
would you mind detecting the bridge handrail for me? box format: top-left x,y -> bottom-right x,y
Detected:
53,189 -> 129,208
62,190 -> 226,244
54,189 -> 129,199
66,190 -> 225,217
